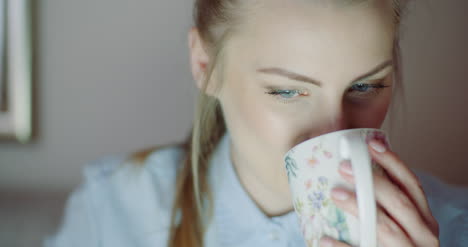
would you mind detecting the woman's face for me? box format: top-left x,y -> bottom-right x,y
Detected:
210,1 -> 395,181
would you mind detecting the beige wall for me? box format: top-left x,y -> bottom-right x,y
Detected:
0,0 -> 467,191
391,0 -> 468,186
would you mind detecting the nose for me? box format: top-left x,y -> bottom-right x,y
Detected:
308,100 -> 351,138
312,113 -> 348,137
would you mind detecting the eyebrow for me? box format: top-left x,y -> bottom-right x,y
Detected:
257,59 -> 393,87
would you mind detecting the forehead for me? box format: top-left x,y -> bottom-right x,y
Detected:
227,0 -> 395,79
237,0 -> 395,41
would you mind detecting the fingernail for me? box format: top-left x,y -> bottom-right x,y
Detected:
320,236 -> 334,247
340,160 -> 353,175
331,188 -> 349,200
370,140 -> 386,153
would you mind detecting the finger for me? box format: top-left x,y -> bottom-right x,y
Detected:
320,236 -> 351,247
338,170 -> 439,247
367,139 -> 439,236
371,171 -> 439,247
331,187 -> 414,247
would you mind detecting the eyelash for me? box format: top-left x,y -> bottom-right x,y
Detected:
264,89 -> 309,104
347,82 -> 390,97
265,82 -> 390,104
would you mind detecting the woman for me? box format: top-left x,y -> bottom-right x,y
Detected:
45,0 -> 468,246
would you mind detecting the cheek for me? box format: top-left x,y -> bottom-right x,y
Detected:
220,81 -> 297,152
346,94 -> 392,127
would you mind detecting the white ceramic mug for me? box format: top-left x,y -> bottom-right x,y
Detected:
284,128 -> 390,247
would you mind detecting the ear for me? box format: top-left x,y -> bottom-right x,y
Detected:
188,27 -> 211,93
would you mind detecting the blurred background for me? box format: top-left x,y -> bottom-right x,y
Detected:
0,0 -> 467,246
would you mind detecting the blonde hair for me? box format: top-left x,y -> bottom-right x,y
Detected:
127,0 -> 411,246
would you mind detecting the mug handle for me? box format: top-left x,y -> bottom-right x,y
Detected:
339,133 -> 377,247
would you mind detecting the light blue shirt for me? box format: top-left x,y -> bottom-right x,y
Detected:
44,132 -> 468,246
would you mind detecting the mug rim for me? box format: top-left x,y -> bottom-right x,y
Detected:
284,128 -> 387,160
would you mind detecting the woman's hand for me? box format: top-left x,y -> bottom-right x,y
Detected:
320,139 -> 440,247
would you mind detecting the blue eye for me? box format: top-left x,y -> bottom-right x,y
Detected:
347,83 -> 390,97
265,82 -> 390,104
265,89 -> 308,104
351,83 -> 372,92
267,89 -> 301,98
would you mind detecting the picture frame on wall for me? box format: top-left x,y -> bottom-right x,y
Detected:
0,0 -> 32,143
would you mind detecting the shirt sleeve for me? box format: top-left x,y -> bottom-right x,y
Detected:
413,169 -> 468,246
43,182 -> 99,247
42,151 -> 180,247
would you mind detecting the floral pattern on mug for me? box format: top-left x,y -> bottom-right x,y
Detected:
314,142 -> 333,159
305,141 -> 334,168
307,157 -> 319,168
294,174 -> 351,247
294,197 -> 304,215
285,155 -> 298,181
287,129 -> 388,247
323,151 -> 333,159
305,179 -> 313,190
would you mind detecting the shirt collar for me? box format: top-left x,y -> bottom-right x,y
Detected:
209,131 -> 304,246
